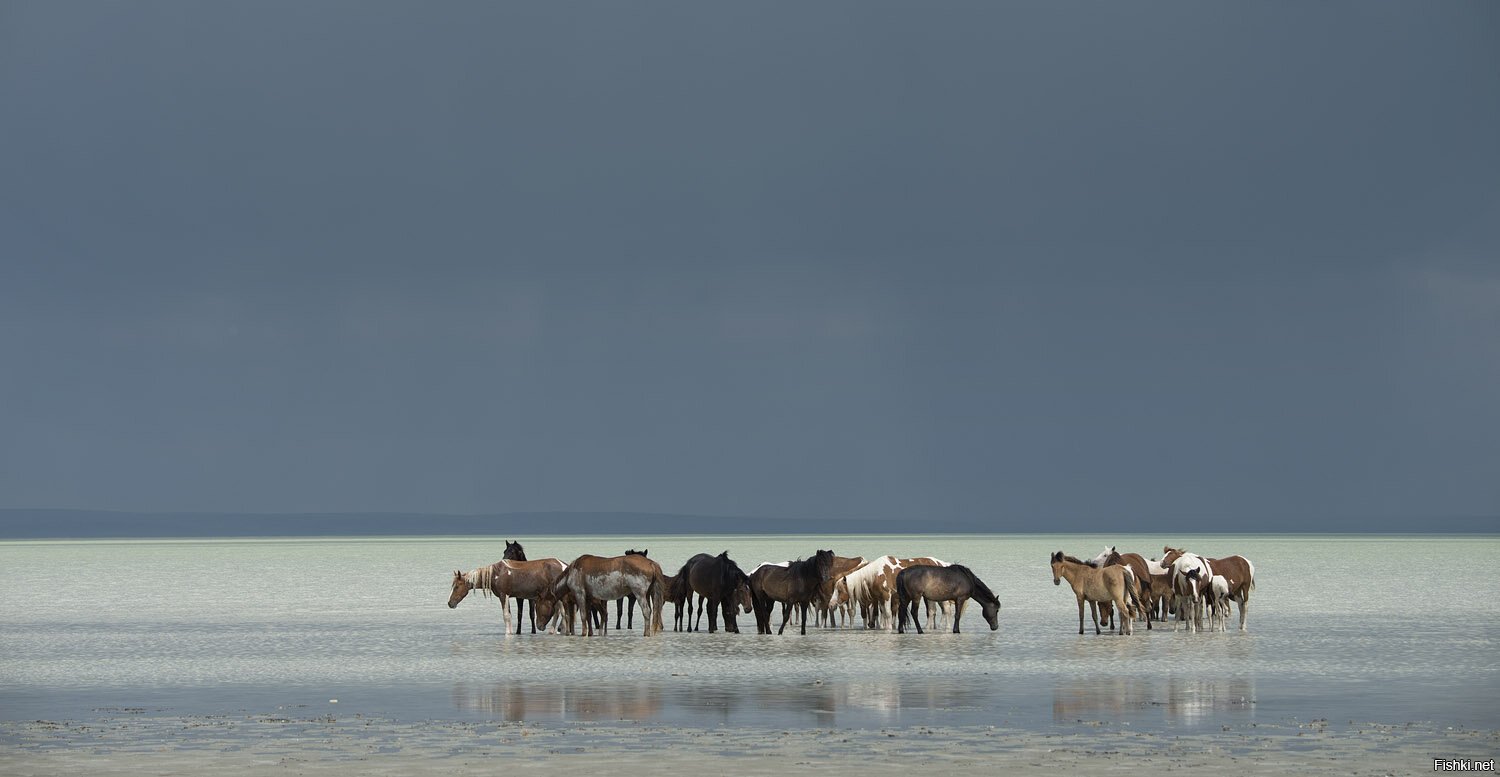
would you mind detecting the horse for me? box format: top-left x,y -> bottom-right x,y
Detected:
894,564 -> 1000,634
1162,549 -> 1214,632
749,550 -> 835,635
448,558 -> 567,634
677,551 -> 754,633
1095,548 -> 1156,631
542,572 -> 608,636
559,553 -> 665,636
831,555 -> 904,629
813,555 -> 867,628
502,541 -> 529,628
1164,547 -> 1256,631
666,573 -> 693,631
615,549 -> 649,630
1049,552 -> 1139,635
897,557 -> 955,630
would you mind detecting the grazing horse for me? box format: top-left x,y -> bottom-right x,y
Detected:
559,554 -> 665,637
1049,552 -> 1138,635
749,550 -> 835,635
897,557 -> 954,630
894,564 -> 1000,634
678,551 -> 754,633
1162,546 -> 1256,631
615,549 -> 649,630
448,558 -> 567,634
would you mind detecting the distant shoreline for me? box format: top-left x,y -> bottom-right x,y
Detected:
1,508 -> 1494,540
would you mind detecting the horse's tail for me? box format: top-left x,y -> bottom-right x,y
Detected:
646,571 -> 664,635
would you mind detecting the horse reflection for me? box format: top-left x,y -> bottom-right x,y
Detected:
452,683 -> 663,722
1051,676 -> 1256,725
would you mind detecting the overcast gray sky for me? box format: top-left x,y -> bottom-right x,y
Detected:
1,2 -> 1496,528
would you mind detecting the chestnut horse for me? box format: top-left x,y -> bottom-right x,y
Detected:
448,557 -> 567,634
749,550 -> 835,635
559,554 -> 665,636
894,564 -> 1000,634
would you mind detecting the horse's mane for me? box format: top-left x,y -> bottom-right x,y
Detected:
951,564 -> 998,604
1061,554 -> 1091,566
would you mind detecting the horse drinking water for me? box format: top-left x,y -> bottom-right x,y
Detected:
894,564 -> 1000,634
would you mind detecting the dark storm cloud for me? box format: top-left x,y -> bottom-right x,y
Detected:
1,2 -> 1496,527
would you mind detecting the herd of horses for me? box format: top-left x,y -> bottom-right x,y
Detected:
448,542 -> 1253,637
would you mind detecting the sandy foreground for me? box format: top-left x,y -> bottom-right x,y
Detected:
3,712 -> 1496,777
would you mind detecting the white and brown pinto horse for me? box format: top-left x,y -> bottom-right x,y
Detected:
449,558 -> 568,634
1164,550 -> 1213,632
1049,552 -> 1139,635
1162,546 -> 1256,631
558,554 -> 666,636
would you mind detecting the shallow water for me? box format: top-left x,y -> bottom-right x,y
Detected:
2,534 -> 1496,732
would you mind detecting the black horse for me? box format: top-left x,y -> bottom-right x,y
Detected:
749,549 -> 836,635
895,564 -> 1000,634
502,540 -> 533,634
615,549 -> 648,629
677,551 -> 753,633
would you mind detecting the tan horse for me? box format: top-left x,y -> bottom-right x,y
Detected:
559,554 -> 666,636
448,558 -> 567,634
1050,552 -> 1138,635
1162,546 -> 1256,631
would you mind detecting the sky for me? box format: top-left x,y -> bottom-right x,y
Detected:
1,2 -> 1497,529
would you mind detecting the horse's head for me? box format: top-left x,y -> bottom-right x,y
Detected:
503,541 -> 526,561
625,548 -> 648,557
981,598 -> 1001,631
1050,552 -> 1065,585
829,578 -> 850,607
1162,547 -> 1185,566
448,570 -> 472,608
735,579 -> 754,613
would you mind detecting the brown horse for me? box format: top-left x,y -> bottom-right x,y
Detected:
1050,552 -> 1139,635
750,550 -> 835,635
559,554 -> 665,636
678,551 -> 754,633
894,564 -> 1000,634
448,558 -> 567,634
814,555 -> 867,628
615,549 -> 649,630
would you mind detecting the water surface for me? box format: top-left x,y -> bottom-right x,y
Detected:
2,534 -> 1496,732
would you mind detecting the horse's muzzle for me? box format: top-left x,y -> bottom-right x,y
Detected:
1053,579 -> 1060,586
447,602 -> 457,608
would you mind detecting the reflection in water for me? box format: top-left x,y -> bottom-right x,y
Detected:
1052,675 -> 1256,725
452,677 -> 1003,728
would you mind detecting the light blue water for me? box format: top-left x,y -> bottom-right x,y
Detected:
2,534 -> 1496,731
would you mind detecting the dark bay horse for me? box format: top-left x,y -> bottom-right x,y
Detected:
749,549 -> 835,635
616,549 -> 648,630
894,564 -> 1000,634
560,553 -> 665,636
678,552 -> 753,633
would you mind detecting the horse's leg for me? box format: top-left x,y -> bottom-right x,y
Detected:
515,598 -> 525,635
707,596 -> 720,633
798,601 -> 810,635
1077,596 -> 1086,635
628,595 -> 637,630
695,595 -> 706,632
615,598 -> 623,630
911,596 -> 924,634
777,601 -> 793,635
953,597 -> 967,633
723,598 -> 737,633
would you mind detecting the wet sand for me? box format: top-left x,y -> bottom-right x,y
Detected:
3,711 -> 1494,776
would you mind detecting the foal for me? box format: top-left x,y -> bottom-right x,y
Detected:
1049,552 -> 1138,635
